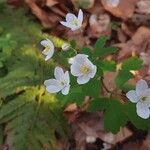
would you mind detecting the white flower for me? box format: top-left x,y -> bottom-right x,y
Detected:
62,43 -> 71,51
126,79 -> 150,119
44,67 -> 70,95
70,54 -> 97,84
40,39 -> 55,61
60,9 -> 83,31
106,0 -> 120,7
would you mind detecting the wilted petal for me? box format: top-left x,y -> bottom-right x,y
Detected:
136,79 -> 148,96
78,9 -> 83,24
126,90 -> 139,103
136,102 -> 150,119
77,75 -> 90,84
61,85 -> 70,95
44,79 -> 63,93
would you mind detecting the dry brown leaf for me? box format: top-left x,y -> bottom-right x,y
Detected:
136,0 -> 150,14
116,26 -> 150,60
71,112 -> 132,150
25,0 -> 57,28
101,0 -> 139,19
132,14 -> 150,26
45,0 -> 58,7
64,103 -> 78,112
88,13 -> 111,38
71,0 -> 95,9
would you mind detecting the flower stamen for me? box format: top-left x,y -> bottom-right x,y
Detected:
80,65 -> 90,74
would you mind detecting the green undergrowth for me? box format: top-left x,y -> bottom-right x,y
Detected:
0,2 -> 68,150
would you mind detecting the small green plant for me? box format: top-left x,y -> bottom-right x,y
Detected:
42,9 -> 150,134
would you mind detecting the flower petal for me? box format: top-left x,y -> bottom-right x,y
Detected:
44,79 -> 63,93
44,50 -> 54,61
66,13 -> 77,22
70,63 -> 82,76
54,67 -> 65,81
86,60 -> 97,78
40,40 -> 49,47
64,71 -> 70,85
77,75 -> 90,84
71,26 -> 81,31
136,79 -> 148,96
143,88 -> 150,97
61,85 -> 70,95
136,102 -> 150,119
89,65 -> 97,78
78,9 -> 83,24
62,43 -> 70,51
71,54 -> 89,65
126,90 -> 139,103
60,21 -> 72,29
41,39 -> 54,48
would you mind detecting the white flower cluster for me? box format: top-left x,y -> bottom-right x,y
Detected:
41,9 -> 97,95
40,9 -> 150,120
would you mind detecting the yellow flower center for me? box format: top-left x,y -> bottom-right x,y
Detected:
71,19 -> 78,26
80,65 -> 90,74
141,96 -> 146,101
44,45 -> 50,53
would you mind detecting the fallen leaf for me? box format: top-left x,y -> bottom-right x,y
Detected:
88,13 -> 111,38
116,26 -> 150,60
101,0 -> 139,19
135,0 -> 150,14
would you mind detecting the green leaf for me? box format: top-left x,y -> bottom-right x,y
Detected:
95,36 -> 109,50
94,36 -> 118,57
82,78 -> 101,98
57,86 -> 84,105
123,103 -> 150,131
80,47 -> 92,56
122,57 -> 143,71
104,100 -> 128,133
0,88 -> 68,150
87,98 -> 108,112
98,60 -> 116,72
115,70 -> 133,88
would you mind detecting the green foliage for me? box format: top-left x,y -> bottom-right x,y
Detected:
121,57 -> 143,71
124,103 -> 150,131
0,3 -> 68,149
0,2 -> 148,143
104,100 -> 127,133
115,57 -> 143,88
88,99 -> 128,133
115,70 -> 133,88
87,98 -> 108,112
94,36 -> 118,57
97,60 -> 116,72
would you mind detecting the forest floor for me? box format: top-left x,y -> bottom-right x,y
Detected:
5,0 -> 150,149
